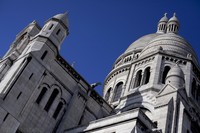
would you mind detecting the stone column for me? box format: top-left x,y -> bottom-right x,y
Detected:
124,64 -> 136,95
184,61 -> 192,96
150,54 -> 162,85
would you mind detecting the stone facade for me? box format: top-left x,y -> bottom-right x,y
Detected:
0,13 -> 112,133
0,13 -> 200,133
100,13 -> 200,133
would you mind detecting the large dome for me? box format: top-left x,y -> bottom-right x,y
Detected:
124,33 -> 161,54
139,33 -> 199,64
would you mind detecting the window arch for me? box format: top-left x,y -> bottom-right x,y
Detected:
162,66 -> 171,84
143,67 -> 151,85
105,88 -> 111,101
134,70 -> 142,87
112,82 -> 123,102
36,87 -> 47,104
44,89 -> 59,112
191,79 -> 196,98
53,102 -> 63,119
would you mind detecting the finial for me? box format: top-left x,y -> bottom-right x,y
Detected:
29,20 -> 37,26
71,61 -> 76,68
164,13 -> 167,17
32,20 -> 38,24
64,11 -> 68,15
173,12 -> 176,17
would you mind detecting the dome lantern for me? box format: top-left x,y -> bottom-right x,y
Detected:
167,13 -> 180,34
157,13 -> 168,33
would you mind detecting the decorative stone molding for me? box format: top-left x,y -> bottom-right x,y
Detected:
162,56 -> 187,65
56,55 -> 81,81
105,67 -> 130,85
135,56 -> 155,67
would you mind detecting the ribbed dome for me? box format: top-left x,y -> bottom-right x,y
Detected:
139,33 -> 198,64
124,33 -> 161,54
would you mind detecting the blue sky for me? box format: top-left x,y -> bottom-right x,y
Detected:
0,0 -> 200,95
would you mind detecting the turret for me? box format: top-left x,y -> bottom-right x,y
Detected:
157,13 -> 168,33
3,20 -> 41,58
166,64 -> 185,88
167,13 -> 180,34
38,13 -> 69,51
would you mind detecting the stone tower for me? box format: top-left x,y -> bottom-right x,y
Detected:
0,13 -> 112,133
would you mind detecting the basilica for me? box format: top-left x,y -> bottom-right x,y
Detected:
0,12 -> 199,133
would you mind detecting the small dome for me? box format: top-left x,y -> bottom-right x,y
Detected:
159,13 -> 168,22
52,13 -> 68,28
166,64 -> 185,88
168,13 -> 179,24
166,64 -> 184,79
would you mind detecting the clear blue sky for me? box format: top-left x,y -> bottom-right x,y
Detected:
0,0 -> 200,95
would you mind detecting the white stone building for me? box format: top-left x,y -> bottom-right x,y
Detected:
0,13 -> 199,133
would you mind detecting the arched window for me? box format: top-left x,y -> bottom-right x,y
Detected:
44,89 -> 59,112
53,102 -> 63,119
105,88 -> 111,101
143,67 -> 151,85
191,79 -> 196,98
134,70 -> 142,87
162,66 -> 171,84
36,87 -> 47,104
112,82 -> 123,102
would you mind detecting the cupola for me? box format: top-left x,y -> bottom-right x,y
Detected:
167,13 -> 180,34
157,13 -> 168,33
